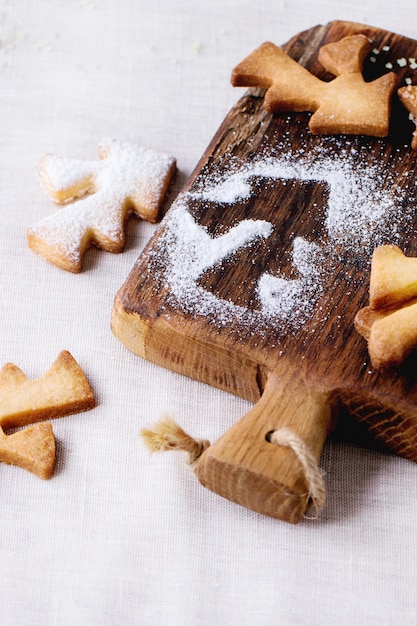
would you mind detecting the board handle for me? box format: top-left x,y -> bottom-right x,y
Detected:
194,371 -> 337,523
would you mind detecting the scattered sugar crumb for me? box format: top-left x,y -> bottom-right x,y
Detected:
0,16 -> 26,72
192,42 -> 203,55
74,61 -> 101,73
216,29 -> 229,38
77,0 -> 96,8
37,32 -> 58,53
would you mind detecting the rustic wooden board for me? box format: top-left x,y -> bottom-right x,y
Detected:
112,21 -> 417,522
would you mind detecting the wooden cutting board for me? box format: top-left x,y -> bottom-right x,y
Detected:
112,21 -> 417,522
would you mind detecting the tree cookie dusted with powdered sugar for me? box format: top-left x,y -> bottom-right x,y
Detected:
27,138 -> 176,272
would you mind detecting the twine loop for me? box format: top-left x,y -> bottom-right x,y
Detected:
268,427 -> 326,515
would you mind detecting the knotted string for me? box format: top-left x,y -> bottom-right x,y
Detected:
141,418 -> 325,516
268,427 -> 326,515
140,416 -> 210,468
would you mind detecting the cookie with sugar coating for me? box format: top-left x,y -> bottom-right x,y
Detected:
28,139 -> 176,272
38,153 -> 100,204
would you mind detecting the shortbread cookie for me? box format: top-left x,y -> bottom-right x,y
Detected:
27,138 -> 176,272
369,244 -> 417,309
38,153 -> 100,204
231,34 -> 396,137
0,350 -> 95,478
355,245 -> 417,369
0,422 -> 56,480
398,84 -> 417,148
367,301 -> 417,370
353,305 -> 386,341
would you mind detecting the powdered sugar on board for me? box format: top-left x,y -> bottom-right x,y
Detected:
147,136 -> 417,336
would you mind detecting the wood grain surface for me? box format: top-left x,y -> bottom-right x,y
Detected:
112,21 -> 417,521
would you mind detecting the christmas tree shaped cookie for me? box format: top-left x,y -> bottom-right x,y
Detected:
0,351 -> 95,478
231,34 -> 396,137
27,138 -> 176,272
355,245 -> 417,369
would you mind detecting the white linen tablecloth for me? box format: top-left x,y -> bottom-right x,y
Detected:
1,1 -> 417,624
